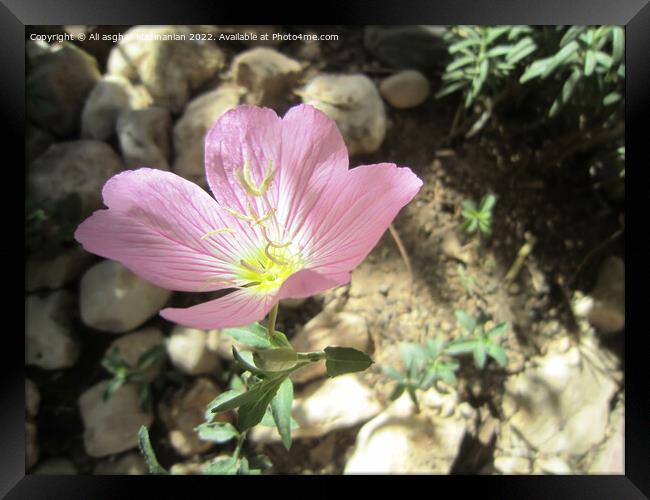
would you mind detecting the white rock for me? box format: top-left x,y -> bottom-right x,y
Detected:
80,260 -> 172,334
167,326 -> 221,375
231,47 -> 302,108
79,380 -> 154,458
205,329 -> 248,361
107,26 -> 225,113
250,374 -> 382,443
172,85 -> 242,185
27,140 -> 123,220
81,75 -> 147,140
379,70 -> 430,109
33,458 -> 78,475
344,392 -> 473,473
158,378 -> 224,457
26,379 -> 40,419
587,257 -> 625,333
441,230 -> 473,263
117,107 -> 172,170
534,456 -> 572,474
301,74 -> 387,155
588,402 -> 624,473
27,42 -> 101,137
26,246 -> 94,292
494,454 -> 532,474
290,311 -> 370,384
26,291 -> 80,370
26,422 -> 38,470
94,452 -> 148,475
501,340 -> 618,456
106,327 -> 166,381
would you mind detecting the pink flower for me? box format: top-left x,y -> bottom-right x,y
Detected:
75,104 -> 422,329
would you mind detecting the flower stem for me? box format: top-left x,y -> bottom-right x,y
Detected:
267,302 -> 279,338
233,431 -> 247,461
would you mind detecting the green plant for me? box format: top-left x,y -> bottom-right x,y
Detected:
446,309 -> 508,369
461,193 -> 496,235
436,26 -> 537,108
25,193 -> 82,258
384,335 -> 460,410
457,263 -> 478,297
520,25 -> 624,117
101,344 -> 166,412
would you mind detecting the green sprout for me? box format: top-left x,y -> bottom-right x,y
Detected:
461,193 -> 496,235
101,344 -> 166,412
446,309 -> 509,369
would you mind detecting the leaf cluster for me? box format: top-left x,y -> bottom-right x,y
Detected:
461,193 -> 496,235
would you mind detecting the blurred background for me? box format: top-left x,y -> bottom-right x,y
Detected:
25,25 -> 624,474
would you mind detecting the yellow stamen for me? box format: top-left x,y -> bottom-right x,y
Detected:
251,208 -> 276,226
237,159 -> 276,197
240,259 -> 266,274
222,206 -> 255,222
200,228 -> 234,240
261,225 -> 291,248
265,244 -> 289,266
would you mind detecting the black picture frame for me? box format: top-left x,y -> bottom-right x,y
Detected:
5,1 -> 646,498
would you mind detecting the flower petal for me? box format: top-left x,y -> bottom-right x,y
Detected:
278,269 -> 351,300
204,104 -> 349,239
75,168 -> 256,292
160,289 -> 276,329
296,163 -> 423,274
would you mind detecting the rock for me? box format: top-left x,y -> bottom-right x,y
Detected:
107,26 -> 225,113
534,456 -> 572,474
81,75 -> 148,140
500,338 -> 619,456
169,461 -> 208,475
308,434 -> 338,466
117,107 -> 172,169
205,329 -> 248,361
27,140 -> 123,221
301,74 -> 386,155
26,245 -> 94,292
290,311 -> 370,384
231,47 -> 302,108
379,70 -> 430,109
26,125 -> 54,164
26,379 -> 40,419
344,391 -> 474,473
33,458 -> 78,475
250,374 -> 382,443
27,42 -> 101,137
26,39 -> 53,62
363,26 -> 447,71
26,291 -> 80,370
581,256 -> 625,333
158,378 -> 224,457
588,400 -> 624,473
441,231 -> 473,263
80,260 -> 172,334
106,328 -> 166,381
79,380 -> 154,457
494,454 -> 532,474
172,85 -> 242,184
167,326 -> 221,375
94,452 -> 148,475
26,421 -> 39,470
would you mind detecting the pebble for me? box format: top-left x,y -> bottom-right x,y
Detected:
26,245 -> 94,292
379,70 -> 430,109
166,326 -> 221,375
117,107 -> 172,170
94,452 -> 148,475
300,73 -> 386,156
105,327 -> 166,381
80,260 -> 172,334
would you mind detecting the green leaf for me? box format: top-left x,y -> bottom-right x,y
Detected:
560,26 -> 585,46
136,344 -> 166,370
506,37 -> 536,64
269,331 -> 292,349
138,426 -> 169,475
487,322 -> 509,340
594,51 -> 612,69
425,337 -> 444,359
447,338 -> 478,355
222,323 -> 272,349
479,193 -> 496,213
203,456 -> 238,475
389,383 -> 405,401
486,26 -> 509,44
253,348 -> 298,373
520,58 -> 552,83
473,342 -> 487,369
449,38 -> 482,53
435,81 -> 468,99
196,422 -> 239,444
447,55 -> 475,72
271,377 -> 294,450
437,363 -> 458,385
237,377 -> 286,431
584,50 -> 596,76
603,91 -> 622,106
487,343 -> 508,368
383,365 -> 404,381
611,27 -> 624,64
238,457 -> 262,475
206,389 -> 246,418
455,309 -> 477,334
232,346 -> 266,375
406,385 -> 420,408
103,377 -> 126,401
399,342 -> 430,372
324,346 -> 374,377
561,69 -> 581,104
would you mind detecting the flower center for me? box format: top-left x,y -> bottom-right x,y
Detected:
237,245 -> 302,294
